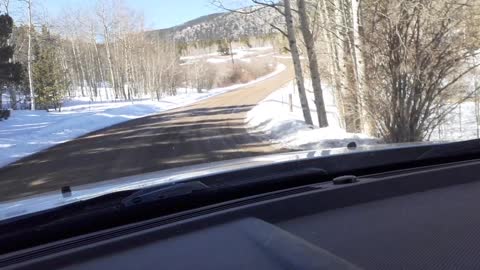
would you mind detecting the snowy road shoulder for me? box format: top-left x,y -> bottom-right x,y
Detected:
0,63 -> 287,168
246,81 -> 379,150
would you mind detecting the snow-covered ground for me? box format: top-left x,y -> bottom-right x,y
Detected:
430,102 -> 480,141
247,78 -> 480,149
246,81 -> 379,150
181,46 -> 273,65
0,63 -> 286,168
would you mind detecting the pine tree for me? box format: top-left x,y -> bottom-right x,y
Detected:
0,14 -> 22,108
33,27 -> 68,111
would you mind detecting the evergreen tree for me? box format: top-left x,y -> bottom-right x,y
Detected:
0,14 -> 22,108
32,27 -> 68,111
216,39 -> 230,56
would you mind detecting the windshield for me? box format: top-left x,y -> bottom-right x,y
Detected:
0,0 -> 478,204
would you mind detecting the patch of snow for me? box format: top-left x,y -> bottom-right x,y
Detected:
206,53 -> 255,64
180,52 -> 217,61
206,58 -> 229,64
246,81 -> 379,150
274,55 -> 293,59
430,102 -> 480,141
0,64 -> 286,168
231,50 -> 256,59
185,47 -> 275,65
243,46 -> 273,51
256,52 -> 274,58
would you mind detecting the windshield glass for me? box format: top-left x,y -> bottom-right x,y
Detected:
0,0 -> 478,204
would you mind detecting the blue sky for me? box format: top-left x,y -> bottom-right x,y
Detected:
11,0 -> 223,29
139,0 -> 220,28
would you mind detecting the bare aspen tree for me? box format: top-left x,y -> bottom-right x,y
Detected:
20,0 -> 35,110
340,0 -> 362,132
97,0 -> 117,99
282,0 -> 314,125
313,0 -> 360,132
319,0 -> 368,133
70,38 -> 85,96
213,0 -> 314,126
349,0 -> 372,135
297,0 -> 328,127
321,0 -> 347,129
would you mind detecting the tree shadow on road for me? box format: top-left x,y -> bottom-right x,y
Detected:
0,105 -> 288,202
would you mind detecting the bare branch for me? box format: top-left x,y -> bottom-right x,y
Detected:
269,23 -> 287,37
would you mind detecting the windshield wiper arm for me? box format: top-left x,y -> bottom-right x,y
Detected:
121,167 -> 327,205
122,181 -> 210,207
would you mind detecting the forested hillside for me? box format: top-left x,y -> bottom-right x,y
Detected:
147,7 -> 282,42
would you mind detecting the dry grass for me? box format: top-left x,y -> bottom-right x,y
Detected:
181,58 -> 276,90
218,59 -> 275,87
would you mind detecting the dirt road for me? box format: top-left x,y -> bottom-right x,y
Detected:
0,60 -> 294,201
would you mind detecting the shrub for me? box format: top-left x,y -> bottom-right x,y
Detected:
219,59 -> 276,86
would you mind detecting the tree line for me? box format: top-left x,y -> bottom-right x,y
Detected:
0,0 -> 209,111
217,0 -> 480,142
0,0 -> 280,112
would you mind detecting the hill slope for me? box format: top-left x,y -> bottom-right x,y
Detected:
147,7 -> 282,42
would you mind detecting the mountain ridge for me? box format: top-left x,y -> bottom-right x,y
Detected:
146,7 -> 282,42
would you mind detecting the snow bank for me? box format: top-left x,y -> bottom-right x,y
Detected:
0,100 -> 191,168
246,81 -> 379,150
0,64 -> 286,168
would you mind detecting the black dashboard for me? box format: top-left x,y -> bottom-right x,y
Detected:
3,159 -> 480,270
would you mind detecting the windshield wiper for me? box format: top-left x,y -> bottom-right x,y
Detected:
0,166 -> 330,255
122,181 -> 209,207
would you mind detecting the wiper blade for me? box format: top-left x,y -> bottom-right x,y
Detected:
121,167 -> 327,206
122,181 -> 209,207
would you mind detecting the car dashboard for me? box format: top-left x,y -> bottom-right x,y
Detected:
3,159 -> 480,270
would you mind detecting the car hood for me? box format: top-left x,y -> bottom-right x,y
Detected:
0,142 -> 432,222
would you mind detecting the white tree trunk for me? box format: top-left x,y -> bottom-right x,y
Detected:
284,0 -> 313,126
321,0 -> 347,129
350,0 -> 372,134
297,0 -> 329,127
70,39 -> 85,96
98,5 -> 117,99
26,0 -> 35,110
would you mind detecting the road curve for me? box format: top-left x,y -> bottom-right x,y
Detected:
0,59 -> 295,201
